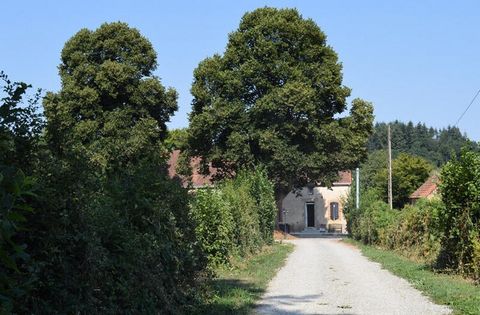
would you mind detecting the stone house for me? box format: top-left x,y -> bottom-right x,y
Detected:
280,171 -> 351,234
168,150 -> 351,233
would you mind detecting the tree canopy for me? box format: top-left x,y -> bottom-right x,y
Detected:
360,150 -> 433,208
0,71 -> 43,171
20,23 -> 205,313
187,7 -> 374,196
43,22 -> 178,171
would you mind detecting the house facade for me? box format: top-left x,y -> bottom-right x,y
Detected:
280,171 -> 351,233
168,150 -> 351,234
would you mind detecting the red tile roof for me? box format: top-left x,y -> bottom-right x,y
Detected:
168,150 -> 352,188
167,150 -> 216,188
409,175 -> 439,199
333,171 -> 352,186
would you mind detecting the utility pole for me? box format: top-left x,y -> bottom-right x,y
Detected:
355,168 -> 360,209
387,124 -> 393,210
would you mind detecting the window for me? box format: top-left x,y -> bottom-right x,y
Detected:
307,183 -> 314,195
330,202 -> 339,220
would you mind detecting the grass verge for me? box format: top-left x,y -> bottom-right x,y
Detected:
344,238 -> 480,315
193,242 -> 294,315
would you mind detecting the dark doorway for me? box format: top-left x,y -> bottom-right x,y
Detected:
306,203 -> 315,227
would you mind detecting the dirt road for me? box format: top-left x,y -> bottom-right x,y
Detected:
256,238 -> 450,315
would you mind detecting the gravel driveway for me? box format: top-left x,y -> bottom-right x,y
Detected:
256,238 -> 451,315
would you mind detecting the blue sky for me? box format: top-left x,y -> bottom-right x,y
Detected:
2,1 -> 480,140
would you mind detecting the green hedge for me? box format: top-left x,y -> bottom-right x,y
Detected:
190,169 -> 277,268
346,149 -> 480,281
438,149 -> 480,280
346,195 -> 444,264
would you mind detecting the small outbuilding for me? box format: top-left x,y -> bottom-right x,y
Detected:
409,175 -> 440,204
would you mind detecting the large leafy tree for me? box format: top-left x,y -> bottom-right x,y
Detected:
44,22 -> 177,171
26,23 -> 203,313
188,7 -> 374,204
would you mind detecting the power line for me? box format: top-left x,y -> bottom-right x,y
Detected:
455,89 -> 480,127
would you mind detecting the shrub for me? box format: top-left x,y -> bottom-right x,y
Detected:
22,157 -> 207,314
0,166 -> 36,313
345,185 -> 444,264
0,71 -> 42,313
384,199 -> 444,263
190,169 -> 277,268
248,168 -> 277,245
438,149 -> 480,280
355,200 -> 396,245
222,178 -> 261,255
190,188 -> 234,267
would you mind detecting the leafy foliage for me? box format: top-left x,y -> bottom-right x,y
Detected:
385,199 -> 444,264
359,151 -> 433,209
0,167 -> 36,312
165,128 -> 189,150
345,191 -> 444,265
16,23 -> 206,314
191,188 -> 234,267
438,149 -> 480,281
0,72 -> 42,313
187,7 -> 373,200
0,71 -> 43,171
347,148 -> 480,282
190,169 -> 277,268
43,22 -> 177,172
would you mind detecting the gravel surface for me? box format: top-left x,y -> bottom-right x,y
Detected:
256,238 -> 451,315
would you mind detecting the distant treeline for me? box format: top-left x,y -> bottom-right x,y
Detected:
368,121 -> 478,166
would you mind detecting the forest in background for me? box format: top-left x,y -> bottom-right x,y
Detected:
368,121 -> 478,166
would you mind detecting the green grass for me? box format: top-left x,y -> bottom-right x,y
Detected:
193,242 -> 294,315
344,239 -> 480,315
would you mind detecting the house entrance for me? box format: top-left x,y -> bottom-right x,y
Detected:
306,203 -> 315,228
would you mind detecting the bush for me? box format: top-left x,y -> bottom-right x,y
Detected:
384,199 -> 444,263
248,169 -> 277,245
190,169 -> 277,268
353,199 -> 396,245
345,185 -> 444,265
191,188 -> 234,267
0,71 -> 42,313
0,166 -> 36,313
438,149 -> 480,281
21,157 -> 207,314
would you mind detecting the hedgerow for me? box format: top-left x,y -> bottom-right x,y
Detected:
346,148 -> 480,281
190,169 -> 277,268
346,195 -> 444,264
438,149 -> 480,281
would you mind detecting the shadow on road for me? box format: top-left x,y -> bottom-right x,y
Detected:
256,293 -> 357,315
